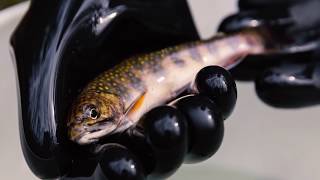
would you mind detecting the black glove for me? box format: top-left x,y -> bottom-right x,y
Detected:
218,0 -> 320,108
11,0 -> 236,179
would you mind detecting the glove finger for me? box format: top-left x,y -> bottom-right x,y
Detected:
173,95 -> 224,164
255,60 -> 320,108
194,66 -> 237,120
230,51 -> 313,80
140,106 -> 188,179
218,9 -> 291,34
238,0 -> 299,11
97,144 -> 146,180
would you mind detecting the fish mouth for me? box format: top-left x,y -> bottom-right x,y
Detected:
71,121 -> 118,145
89,117 -> 114,126
72,132 -> 98,145
75,132 -> 99,145
72,130 -> 110,145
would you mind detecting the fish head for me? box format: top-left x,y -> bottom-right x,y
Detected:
67,92 -> 124,145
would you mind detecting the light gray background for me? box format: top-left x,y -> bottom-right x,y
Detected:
1,1 -> 320,180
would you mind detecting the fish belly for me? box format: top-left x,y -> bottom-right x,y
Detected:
126,49 -> 207,123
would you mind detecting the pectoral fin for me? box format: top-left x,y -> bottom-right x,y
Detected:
124,91 -> 147,120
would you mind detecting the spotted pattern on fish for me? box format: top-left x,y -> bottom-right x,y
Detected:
226,35 -> 242,50
170,54 -> 186,66
68,29 -> 267,145
205,41 -> 219,56
189,46 -> 202,61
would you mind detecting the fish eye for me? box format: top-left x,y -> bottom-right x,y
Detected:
89,108 -> 99,119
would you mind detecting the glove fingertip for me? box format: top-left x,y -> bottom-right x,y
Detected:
195,66 -> 237,120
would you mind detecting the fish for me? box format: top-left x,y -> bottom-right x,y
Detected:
67,29 -> 266,145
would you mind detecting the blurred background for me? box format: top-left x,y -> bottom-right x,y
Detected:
1,0 -> 320,180
0,0 -> 24,10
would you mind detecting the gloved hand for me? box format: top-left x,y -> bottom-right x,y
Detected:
11,0 -> 237,179
218,0 -> 320,108
76,65 -> 236,180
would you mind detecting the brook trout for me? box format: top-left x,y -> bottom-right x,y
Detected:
68,30 -> 265,145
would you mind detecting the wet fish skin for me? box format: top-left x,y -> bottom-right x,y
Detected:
68,30 -> 265,145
